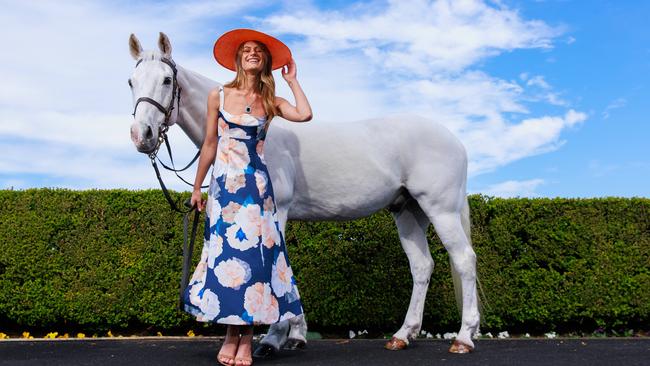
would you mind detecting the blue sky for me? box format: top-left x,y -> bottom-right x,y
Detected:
473,0 -> 650,197
1,0 -> 648,197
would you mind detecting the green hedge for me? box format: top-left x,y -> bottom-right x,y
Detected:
0,189 -> 648,334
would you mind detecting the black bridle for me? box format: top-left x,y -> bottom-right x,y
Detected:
131,56 -> 203,309
132,56 -> 208,208
132,57 -> 179,159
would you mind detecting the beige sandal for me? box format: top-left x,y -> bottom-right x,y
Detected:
217,353 -> 236,366
235,327 -> 254,366
218,333 -> 240,366
234,356 -> 253,366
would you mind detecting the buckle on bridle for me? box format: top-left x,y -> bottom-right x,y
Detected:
148,123 -> 169,161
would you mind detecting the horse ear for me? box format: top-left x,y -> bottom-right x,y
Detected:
158,32 -> 172,58
129,33 -> 143,60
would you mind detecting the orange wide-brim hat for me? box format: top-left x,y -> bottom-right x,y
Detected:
213,29 -> 292,71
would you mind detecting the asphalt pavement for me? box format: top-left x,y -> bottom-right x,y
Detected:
1,337 -> 648,365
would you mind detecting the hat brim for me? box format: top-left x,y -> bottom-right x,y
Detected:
213,29 -> 292,71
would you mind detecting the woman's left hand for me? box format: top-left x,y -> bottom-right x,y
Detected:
282,58 -> 297,82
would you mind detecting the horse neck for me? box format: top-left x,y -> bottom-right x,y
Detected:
175,65 -> 221,147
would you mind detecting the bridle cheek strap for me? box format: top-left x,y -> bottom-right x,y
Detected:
131,57 -> 179,123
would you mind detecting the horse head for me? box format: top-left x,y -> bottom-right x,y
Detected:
128,32 -> 180,154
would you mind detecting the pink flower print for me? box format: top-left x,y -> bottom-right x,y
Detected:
218,118 -> 228,135
279,312 -> 297,322
188,246 -> 210,306
256,140 -> 265,159
217,315 -> 247,325
242,204 -> 262,238
261,211 -> 279,249
207,195 -> 222,228
228,114 -> 243,124
198,288 -> 221,321
225,204 -> 261,251
263,196 -> 275,213
227,126 -> 249,139
216,140 -> 229,167
207,234 -> 223,268
254,170 -> 268,197
221,201 -> 241,224
226,113 -> 261,127
225,172 -> 246,194
271,252 -> 294,297
244,282 -> 280,324
214,258 -> 252,290
226,139 -> 250,171
226,223 -> 255,251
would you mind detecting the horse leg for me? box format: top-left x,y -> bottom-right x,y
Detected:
256,320 -> 289,355
385,200 -> 434,350
425,202 -> 479,353
286,314 -> 308,349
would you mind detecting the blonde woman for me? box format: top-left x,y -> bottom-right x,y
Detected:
185,29 -> 312,366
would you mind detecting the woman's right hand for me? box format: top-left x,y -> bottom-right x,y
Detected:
190,189 -> 205,212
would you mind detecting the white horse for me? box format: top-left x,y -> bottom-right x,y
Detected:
128,33 -> 480,354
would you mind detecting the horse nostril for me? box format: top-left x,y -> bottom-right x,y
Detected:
145,125 -> 153,139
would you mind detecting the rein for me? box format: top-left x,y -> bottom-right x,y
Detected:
132,56 -> 204,310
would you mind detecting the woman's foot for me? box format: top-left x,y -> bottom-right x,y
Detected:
218,326 -> 240,366
235,326 -> 254,366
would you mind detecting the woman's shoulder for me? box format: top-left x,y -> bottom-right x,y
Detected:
207,87 -> 221,106
208,86 -> 223,97
274,95 -> 288,106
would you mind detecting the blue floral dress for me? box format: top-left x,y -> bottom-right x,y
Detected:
183,87 -> 303,325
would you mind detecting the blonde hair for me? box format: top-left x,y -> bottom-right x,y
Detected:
224,41 -> 278,121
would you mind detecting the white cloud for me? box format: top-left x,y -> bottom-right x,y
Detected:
526,75 -> 551,89
1,110 -> 131,151
520,74 -> 567,106
258,0 -> 561,75
1,137 -> 204,190
602,97 -> 627,120
479,178 -> 545,197
0,0 -> 256,190
466,109 -> 586,174
1,0 -> 585,190
257,0 -> 584,176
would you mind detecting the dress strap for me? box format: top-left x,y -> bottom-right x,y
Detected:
218,86 -> 225,111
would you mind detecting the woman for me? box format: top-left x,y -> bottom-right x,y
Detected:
185,29 -> 312,366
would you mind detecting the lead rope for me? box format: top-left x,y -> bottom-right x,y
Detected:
134,57 -> 204,311
151,158 -> 201,310
180,200 -> 200,310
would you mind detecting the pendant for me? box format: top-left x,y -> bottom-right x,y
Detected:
245,105 -> 252,114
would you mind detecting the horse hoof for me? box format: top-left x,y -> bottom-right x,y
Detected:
284,338 -> 306,350
252,344 -> 276,359
384,337 -> 408,351
448,340 -> 473,354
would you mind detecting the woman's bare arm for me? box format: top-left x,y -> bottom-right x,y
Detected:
276,59 -> 312,122
190,88 -> 220,211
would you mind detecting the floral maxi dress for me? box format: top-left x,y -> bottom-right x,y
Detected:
183,87 -> 303,325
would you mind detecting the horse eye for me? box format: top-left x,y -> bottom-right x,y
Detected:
128,79 -> 133,88
163,77 -> 172,85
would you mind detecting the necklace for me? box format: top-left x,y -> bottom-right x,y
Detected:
244,92 -> 256,114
